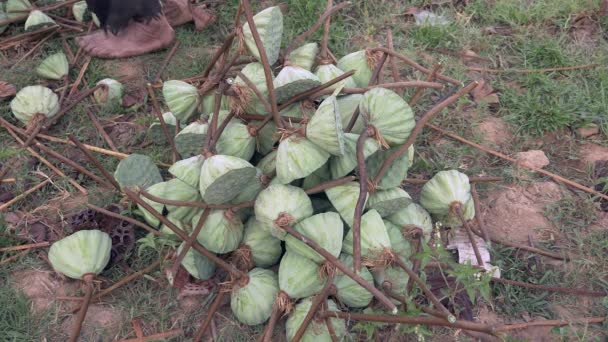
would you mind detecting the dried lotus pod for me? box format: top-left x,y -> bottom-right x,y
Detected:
113,154 -> 163,190
276,134 -> 330,184
254,184 -> 313,240
286,298 -> 346,341
274,66 -> 321,104
286,42 -> 319,71
10,85 -> 59,126
48,230 -> 111,280
367,187 -> 413,217
24,10 -> 56,31
94,79 -> 123,107
420,170 -> 471,217
163,80 -> 200,122
198,155 -> 257,204
241,6 -> 283,65
284,212 -> 343,264
359,87 -> 415,146
36,52 -> 69,80
231,268 -> 279,325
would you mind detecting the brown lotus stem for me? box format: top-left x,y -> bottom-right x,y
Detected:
323,300 -> 339,342
260,302 -> 281,342
234,71 -> 273,114
69,273 -> 95,342
292,276 -> 336,342
68,135 -> 121,191
352,127 -> 371,273
120,329 -> 183,342
368,52 -> 388,86
471,184 -> 491,244
284,2 -> 352,56
0,242 -> 49,252
452,202 -> 484,266
279,225 -> 397,312
193,290 -> 226,342
153,41 -> 181,83
310,81 -> 444,97
124,188 -> 247,280
319,311 -> 496,335
170,209 -> 211,279
0,178 -> 51,212
403,176 -> 503,185
67,55 -> 91,100
305,176 -> 356,195
70,258 -> 163,314
205,82 -> 228,151
392,257 -> 454,322
85,106 -> 118,152
491,277 -> 606,297
495,317 -> 606,332
373,81 -> 478,185
344,107 -> 360,133
467,64 -> 599,74
410,64 -> 442,106
147,83 -> 179,162
370,47 -> 461,85
278,70 -> 355,110
427,122 -> 608,202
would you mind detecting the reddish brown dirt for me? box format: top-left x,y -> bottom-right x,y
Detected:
475,116 -> 513,147
12,270 -> 79,313
482,181 -> 563,244
579,143 -> 608,165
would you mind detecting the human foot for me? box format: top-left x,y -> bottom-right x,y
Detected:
164,0 -> 193,27
76,16 -> 175,58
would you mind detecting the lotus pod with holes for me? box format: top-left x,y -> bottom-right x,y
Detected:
174,121 -> 208,158
337,50 -> 380,87
276,134 -> 330,184
148,112 -> 177,144
333,254 -> 373,308
420,170 -> 471,217
241,218 -> 282,268
48,230 -> 111,280
94,78 -> 123,107
287,43 -> 319,71
254,184 -> 313,240
216,121 -> 256,161
342,210 -> 392,260
359,88 -> 415,146
177,242 -> 216,280
138,178 -> 201,228
169,155 -> 205,188
193,209 -> 243,254
36,52 -> 68,80
24,10 -> 56,31
163,80 -> 199,122
199,155 -> 257,204
6,0 -> 31,19
274,66 -> 321,104
301,162 -> 330,191
284,212 -> 343,264
314,64 -> 357,96
242,6 -> 283,65
337,93 -> 364,133
325,181 -> 366,228
114,154 -> 162,190
365,146 -> 409,190
286,298 -> 346,342
231,267 -> 279,325
438,197 -> 475,227
387,203 -> 433,242
10,85 -> 59,125
384,220 -> 413,261
329,132 -> 379,179
231,62 -> 270,115
371,261 -> 411,303
367,188 -> 412,217
306,91 -> 345,156
279,248 -> 326,299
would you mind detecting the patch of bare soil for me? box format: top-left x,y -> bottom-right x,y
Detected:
11,270 -> 79,313
580,143 -> 608,165
482,181 -> 563,244
102,59 -> 145,89
475,117 -> 512,147
61,304 -> 125,340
